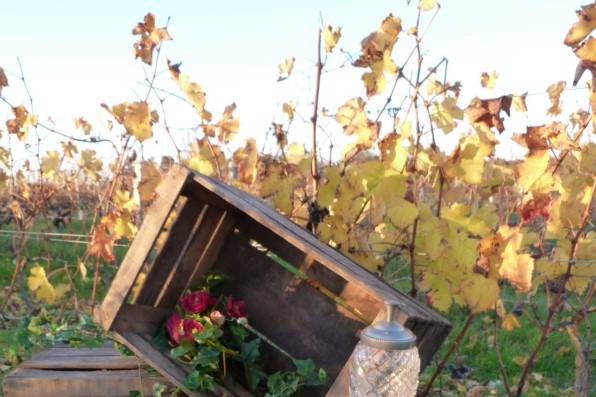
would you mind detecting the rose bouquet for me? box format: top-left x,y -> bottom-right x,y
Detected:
163,275 -> 327,396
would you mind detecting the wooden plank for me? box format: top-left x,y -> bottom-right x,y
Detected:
115,331 -> 242,397
113,304 -> 171,333
156,208 -> 235,308
212,232 -> 367,397
31,346 -> 120,357
3,367 -> 168,397
20,355 -> 139,370
135,198 -> 207,306
189,172 -> 449,326
98,166 -> 190,331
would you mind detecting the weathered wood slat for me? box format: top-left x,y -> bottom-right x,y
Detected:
135,198 -> 207,306
156,208 -> 234,308
3,368 -> 164,397
19,355 -> 139,370
113,303 -> 171,333
98,167 -> 190,330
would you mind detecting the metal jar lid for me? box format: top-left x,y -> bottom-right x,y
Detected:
359,301 -> 417,350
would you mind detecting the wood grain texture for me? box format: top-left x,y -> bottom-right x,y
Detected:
135,198 -> 206,306
3,346 -> 172,397
98,166 -> 190,330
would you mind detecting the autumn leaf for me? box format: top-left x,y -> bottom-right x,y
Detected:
564,3 -> 596,47
512,93 -> 528,112
0,66 -> 8,95
513,122 -> 568,154
574,36 -> 596,63
322,25 -> 341,53
187,138 -> 227,178
460,275 -> 500,313
41,150 -> 60,179
167,60 -> 211,121
113,211 -> 137,240
431,97 -> 464,133
465,96 -> 512,133
480,71 -> 498,89
277,57 -> 295,81
102,101 -> 157,141
516,150 -> 550,192
132,13 -> 172,65
379,132 -> 409,172
87,223 -> 115,262
419,0 -> 439,12
138,161 -> 162,202
261,163 -> 295,214
282,102 -> 295,120
6,105 -> 37,140
497,225 -> 535,292
78,149 -> 103,180
74,117 -> 92,135
546,81 -> 565,116
232,138 -> 258,184
27,264 -> 69,304
354,14 -> 401,97
386,198 -> 418,228
61,141 -> 78,158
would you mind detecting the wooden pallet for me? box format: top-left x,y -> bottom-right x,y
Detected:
96,165 -> 452,397
2,344 -> 173,397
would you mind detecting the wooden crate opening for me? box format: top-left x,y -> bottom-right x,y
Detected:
97,166 -> 451,397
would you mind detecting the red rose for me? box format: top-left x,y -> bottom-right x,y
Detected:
226,296 -> 248,318
181,291 -> 216,314
166,312 -> 183,344
182,318 -> 203,341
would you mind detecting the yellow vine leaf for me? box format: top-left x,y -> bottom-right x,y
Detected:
431,97 -> 463,133
546,81 -> 565,116
516,150 -> 550,192
421,272 -> 452,312
443,203 -> 497,237
277,57 -> 295,81
0,169 -> 8,192
386,198 -> 418,229
282,102 -> 295,120
232,138 -> 258,184
113,211 -> 137,240
0,66 -> 8,94
27,265 -> 69,304
102,101 -> 157,141
187,139 -> 226,179
480,71 -> 498,89
216,103 -> 240,143
114,190 -> 138,212
167,60 -> 211,121
322,25 -> 341,53
6,105 -> 38,141
419,0 -> 439,12
575,37 -> 596,63
138,161 -> 162,202
497,225 -> 534,292
579,142 -> 596,175
285,142 -> 305,165
78,149 -> 103,180
460,275 -> 500,313
564,3 -> 596,47
502,313 -> 521,331
317,166 -> 341,208
61,141 -> 78,158
74,117 -> 92,135
512,93 -> 528,112
41,150 -> 60,179
261,163 -> 294,214
132,13 -> 172,65
354,14 -> 401,97
379,132 -> 409,172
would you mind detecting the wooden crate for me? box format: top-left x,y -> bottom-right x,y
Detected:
96,165 -> 451,397
2,345 -> 172,397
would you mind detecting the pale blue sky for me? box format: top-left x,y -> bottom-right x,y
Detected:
0,0 -> 591,164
